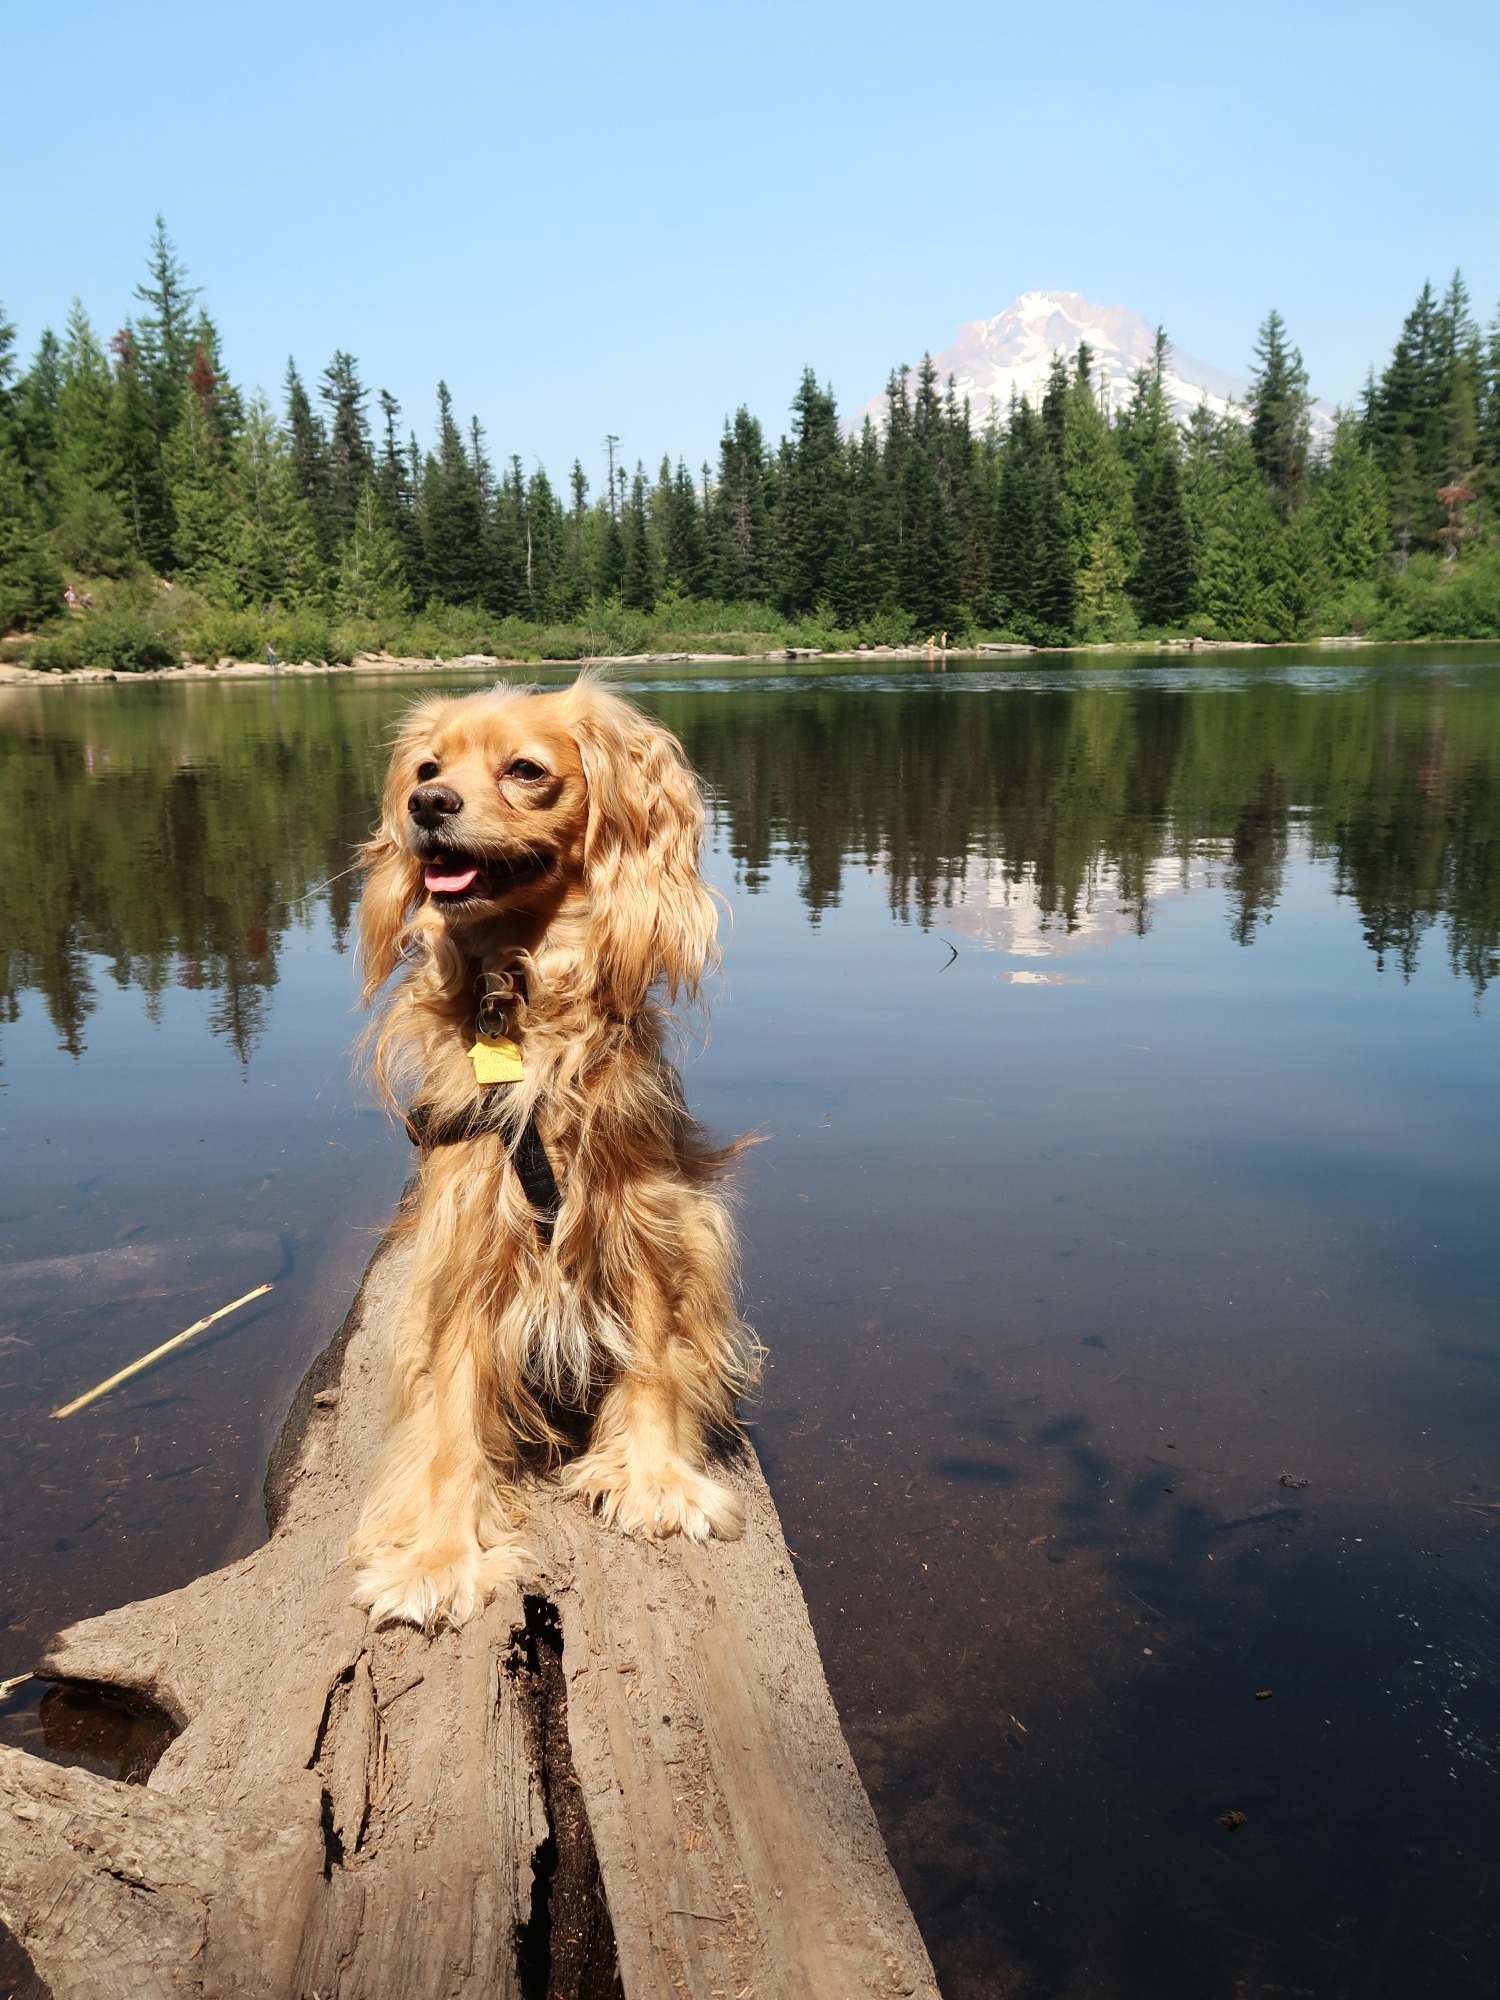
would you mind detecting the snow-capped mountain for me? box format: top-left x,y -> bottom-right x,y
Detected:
852,290 -> 1332,436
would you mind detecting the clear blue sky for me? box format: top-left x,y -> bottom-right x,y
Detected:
3,0 -> 1494,485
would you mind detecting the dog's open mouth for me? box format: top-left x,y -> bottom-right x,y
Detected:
421,851 -> 548,903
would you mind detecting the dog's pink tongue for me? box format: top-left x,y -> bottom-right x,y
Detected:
424,862 -> 480,895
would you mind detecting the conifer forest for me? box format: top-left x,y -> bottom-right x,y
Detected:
3,222 -> 1499,667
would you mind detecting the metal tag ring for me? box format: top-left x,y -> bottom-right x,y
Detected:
475,991 -> 512,1040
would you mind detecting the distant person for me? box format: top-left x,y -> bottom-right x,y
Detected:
266,643 -> 278,669
63,586 -> 76,607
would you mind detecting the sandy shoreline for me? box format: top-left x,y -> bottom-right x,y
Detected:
0,633 -> 1397,689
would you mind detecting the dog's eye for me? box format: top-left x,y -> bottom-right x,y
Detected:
505,759 -> 547,783
416,760 -> 440,781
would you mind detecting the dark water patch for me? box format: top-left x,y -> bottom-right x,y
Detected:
0,1675 -> 173,1788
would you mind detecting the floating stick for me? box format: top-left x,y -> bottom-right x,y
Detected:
0,1673 -> 33,1699
51,1284 -> 273,1419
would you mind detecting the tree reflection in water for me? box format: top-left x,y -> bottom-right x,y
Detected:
1,657 -> 1495,1064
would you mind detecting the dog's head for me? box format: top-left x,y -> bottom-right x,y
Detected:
359,679 -> 717,1015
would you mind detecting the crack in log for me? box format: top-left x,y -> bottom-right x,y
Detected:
308,1660 -> 378,1874
100,1868 -> 158,1896
506,1598 -> 622,2000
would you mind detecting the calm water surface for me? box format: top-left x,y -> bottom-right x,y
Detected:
2,652 -> 1498,1999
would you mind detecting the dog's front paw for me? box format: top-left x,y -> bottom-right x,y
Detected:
349,1536 -> 526,1632
562,1444 -> 744,1544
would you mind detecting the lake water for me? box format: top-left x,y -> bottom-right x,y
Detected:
2,651 -> 1498,1999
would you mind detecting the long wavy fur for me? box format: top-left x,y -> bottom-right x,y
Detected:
346,679 -> 759,1630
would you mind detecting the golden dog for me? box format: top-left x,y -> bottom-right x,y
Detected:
349,678 -> 757,1629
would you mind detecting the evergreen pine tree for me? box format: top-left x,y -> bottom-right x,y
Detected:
1018,358 -> 1072,639
0,434 -> 62,630
14,330 -> 61,501
51,303 -> 134,575
960,433 -> 997,627
0,305 -> 17,439
837,418 -> 889,624
1134,447 -> 1194,627
1368,276 -> 1479,553
336,478 -> 412,623
1074,522 -> 1132,637
990,381 -> 1075,641
106,325 -> 170,568
376,389 -> 424,600
165,330 -> 238,583
1437,273 -> 1482,556
284,361 -> 332,569
524,466 -> 563,618
1032,443 -> 1075,641
620,464 -> 654,611
710,409 -> 769,600
564,460 -> 590,608
1248,310 -> 1312,515
1480,306 -> 1500,479
991,395 -> 1041,633
594,470 -> 625,600
1116,330 -> 1178,473
662,458 -> 708,596
771,370 -> 845,615
1179,400 -> 1231,562
226,394 -> 323,605
128,219 -> 203,568
1311,413 -> 1391,585
1041,354 -> 1069,464
1193,425 -> 1280,638
1122,334 -> 1194,627
1064,349 -> 1135,637
895,439 -> 960,632
422,383 -> 486,605
319,351 -> 374,544
132,216 -> 199,441
1265,509 -> 1325,639
485,447 -> 527,615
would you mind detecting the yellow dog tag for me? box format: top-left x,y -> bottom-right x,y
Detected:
470,1033 -> 524,1084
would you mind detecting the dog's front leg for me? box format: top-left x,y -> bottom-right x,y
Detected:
348,1280 -> 527,1629
562,1263 -> 745,1544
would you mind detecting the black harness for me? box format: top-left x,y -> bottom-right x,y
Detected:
404,1092 -> 563,1243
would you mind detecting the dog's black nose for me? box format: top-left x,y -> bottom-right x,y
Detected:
408,783 -> 464,828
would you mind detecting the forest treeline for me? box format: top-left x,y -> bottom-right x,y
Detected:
3,670 -> 1494,1059
2,221 -> 1500,665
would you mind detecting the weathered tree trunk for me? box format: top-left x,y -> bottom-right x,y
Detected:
0,1228 -> 940,2000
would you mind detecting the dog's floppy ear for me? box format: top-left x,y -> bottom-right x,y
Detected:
570,689 -> 718,1016
357,714 -> 429,1003
357,824 -> 423,1004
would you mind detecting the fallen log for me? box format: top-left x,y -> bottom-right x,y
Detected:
0,1225 -> 940,2000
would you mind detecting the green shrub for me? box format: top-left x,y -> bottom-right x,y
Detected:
1335,548 -> 1500,642
181,604 -> 264,662
855,607 -> 920,648
29,593 -> 179,671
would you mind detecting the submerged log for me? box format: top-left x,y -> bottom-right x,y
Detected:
0,1227 -> 940,2000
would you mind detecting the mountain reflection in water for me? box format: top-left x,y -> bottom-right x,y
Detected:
1,652 -> 1498,2000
